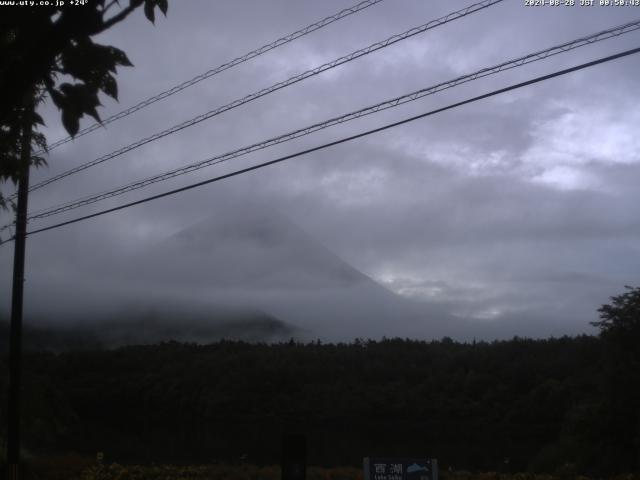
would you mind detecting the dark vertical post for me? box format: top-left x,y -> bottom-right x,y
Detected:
281,433 -> 307,480
7,102 -> 33,480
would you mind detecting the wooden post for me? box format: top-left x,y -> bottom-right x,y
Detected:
6,101 -> 33,480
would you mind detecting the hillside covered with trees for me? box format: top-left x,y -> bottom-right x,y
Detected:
1,288 -> 638,476
0,334 -> 633,475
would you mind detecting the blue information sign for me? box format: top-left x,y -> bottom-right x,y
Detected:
363,458 -> 438,480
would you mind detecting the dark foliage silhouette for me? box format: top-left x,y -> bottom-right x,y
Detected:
0,0 -> 168,210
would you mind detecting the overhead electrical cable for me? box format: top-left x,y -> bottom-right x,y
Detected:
23,0 -> 504,196
23,19 -> 640,222
38,0 -> 387,154
1,45 -> 634,244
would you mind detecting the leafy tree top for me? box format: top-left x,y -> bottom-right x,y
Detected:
592,285 -> 640,338
0,0 -> 168,210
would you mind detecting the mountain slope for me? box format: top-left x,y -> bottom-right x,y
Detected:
114,202 -> 451,342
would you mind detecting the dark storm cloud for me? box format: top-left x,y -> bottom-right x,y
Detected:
2,0 -> 639,342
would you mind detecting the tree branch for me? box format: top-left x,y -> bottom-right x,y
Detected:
100,4 -> 137,31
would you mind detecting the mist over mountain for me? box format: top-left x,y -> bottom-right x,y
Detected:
1,201 -> 590,349
0,307 -> 295,353
126,205 -> 455,342
1,202 -> 465,348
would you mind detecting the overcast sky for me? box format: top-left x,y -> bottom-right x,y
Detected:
1,0 -> 640,341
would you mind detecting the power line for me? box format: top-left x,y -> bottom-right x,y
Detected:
24,18 -> 640,219
38,0 -> 387,154
7,45 -> 637,242
23,0 -> 504,196
25,19 -> 640,221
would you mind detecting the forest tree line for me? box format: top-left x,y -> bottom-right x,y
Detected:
0,333 -> 636,474
0,288 -> 638,475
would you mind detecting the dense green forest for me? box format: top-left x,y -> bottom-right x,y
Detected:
1,288 -> 638,476
0,335 -> 634,474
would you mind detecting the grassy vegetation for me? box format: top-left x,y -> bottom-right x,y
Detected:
18,459 -> 640,480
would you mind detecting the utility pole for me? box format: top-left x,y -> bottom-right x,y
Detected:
7,101 -> 33,480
